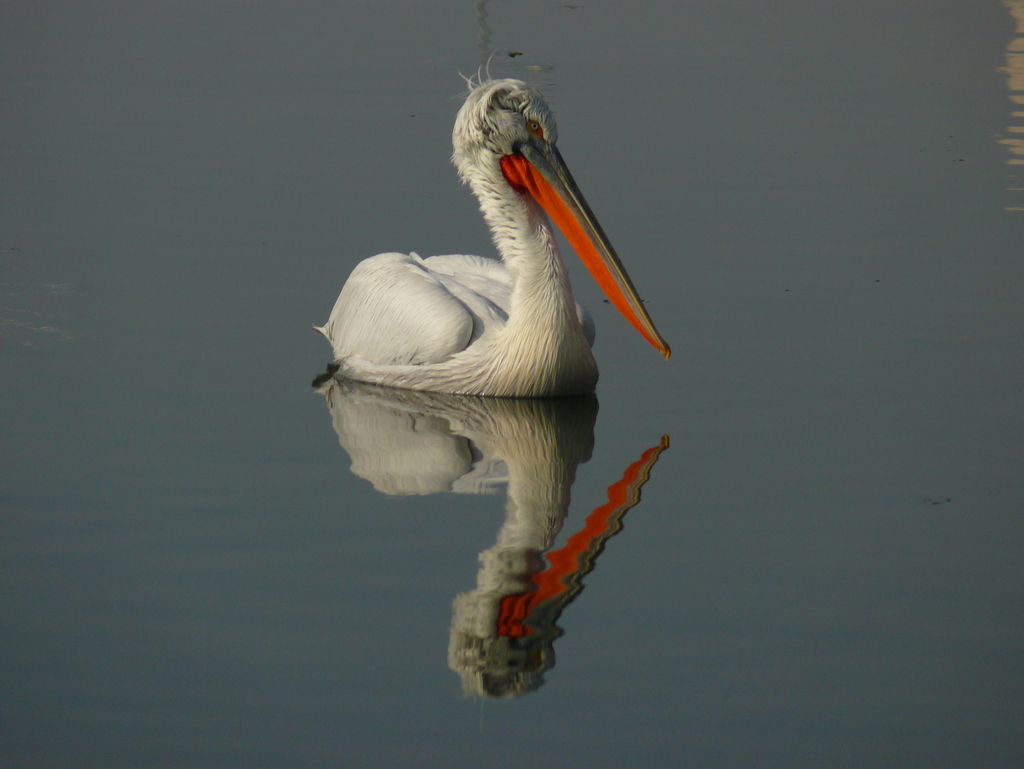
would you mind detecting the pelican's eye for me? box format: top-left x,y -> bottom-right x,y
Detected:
526,119 -> 544,139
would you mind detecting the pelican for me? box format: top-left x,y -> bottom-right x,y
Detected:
317,78 -> 670,397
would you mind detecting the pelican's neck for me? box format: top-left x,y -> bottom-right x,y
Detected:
465,171 -> 597,394
448,139 -> 598,395
476,175 -> 579,328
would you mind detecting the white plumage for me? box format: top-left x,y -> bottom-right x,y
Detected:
317,78 -> 668,397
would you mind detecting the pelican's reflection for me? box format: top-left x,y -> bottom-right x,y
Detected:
315,374 -> 668,697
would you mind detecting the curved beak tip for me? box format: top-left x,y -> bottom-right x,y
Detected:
661,345 -> 672,360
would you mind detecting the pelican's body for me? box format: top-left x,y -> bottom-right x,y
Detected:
317,78 -> 669,397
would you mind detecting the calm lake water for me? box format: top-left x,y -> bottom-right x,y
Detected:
2,1 -> 1022,767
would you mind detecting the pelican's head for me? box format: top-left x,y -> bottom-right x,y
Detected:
452,78 -> 672,361
453,78 -> 558,165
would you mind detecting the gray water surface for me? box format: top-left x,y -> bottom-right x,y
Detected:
2,2 -> 1022,767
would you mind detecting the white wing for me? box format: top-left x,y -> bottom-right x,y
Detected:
316,252 -> 513,365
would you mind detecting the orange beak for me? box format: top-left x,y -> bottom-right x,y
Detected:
500,140 -> 671,359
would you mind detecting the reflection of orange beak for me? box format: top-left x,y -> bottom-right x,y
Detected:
500,144 -> 671,359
